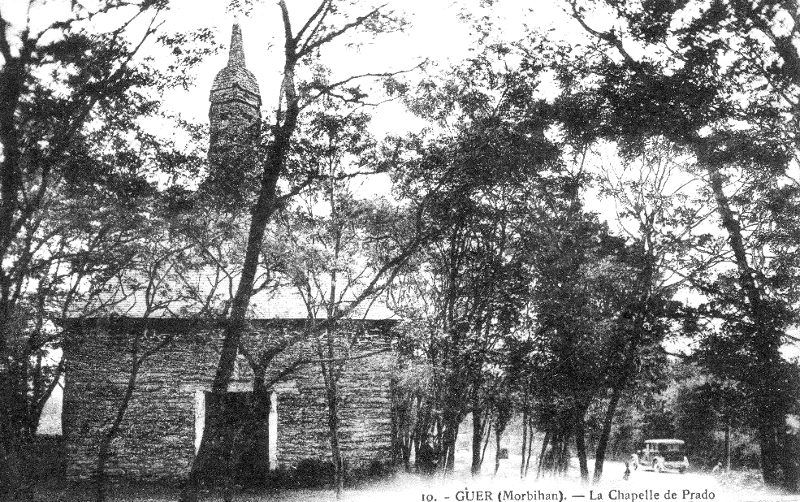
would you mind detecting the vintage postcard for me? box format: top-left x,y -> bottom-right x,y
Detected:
0,1 -> 797,501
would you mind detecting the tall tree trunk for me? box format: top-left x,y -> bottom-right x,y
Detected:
520,408 -> 528,478
0,356 -> 33,500
574,409 -> 589,483
440,420 -> 459,474
326,380 -> 344,498
446,434 -> 456,472
0,415 -> 23,500
524,420 -> 535,476
471,408 -> 483,476
559,432 -> 571,475
707,166 -> 787,489
536,430 -> 550,479
593,388 -> 622,483
494,421 -> 503,476
480,415 -> 491,467
724,414 -> 731,472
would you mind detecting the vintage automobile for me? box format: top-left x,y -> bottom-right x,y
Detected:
639,439 -> 690,473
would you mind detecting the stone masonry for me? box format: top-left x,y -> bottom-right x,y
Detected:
63,318 -> 396,482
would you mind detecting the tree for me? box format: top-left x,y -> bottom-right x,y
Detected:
524,199 -> 632,481
386,44 -> 566,477
278,105 -> 400,498
0,2 -> 175,496
588,139 -> 700,482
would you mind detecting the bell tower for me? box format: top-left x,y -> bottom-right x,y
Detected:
209,23 -> 261,150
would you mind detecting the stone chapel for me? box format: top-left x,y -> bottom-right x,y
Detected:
62,24 -> 398,483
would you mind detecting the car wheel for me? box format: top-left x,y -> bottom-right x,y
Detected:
655,461 -> 663,473
679,467 -> 686,474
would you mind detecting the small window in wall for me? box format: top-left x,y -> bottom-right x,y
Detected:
36,376 -> 64,436
194,390 -> 205,453
268,391 -> 277,469
35,349 -> 64,437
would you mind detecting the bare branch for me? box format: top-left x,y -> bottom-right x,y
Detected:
294,0 -> 330,45
297,3 -> 387,59
302,63 -> 422,107
566,0 -> 639,67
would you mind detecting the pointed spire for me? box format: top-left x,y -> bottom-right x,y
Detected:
228,23 -> 246,67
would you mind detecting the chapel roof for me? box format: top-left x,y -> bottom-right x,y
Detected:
70,269 -> 396,322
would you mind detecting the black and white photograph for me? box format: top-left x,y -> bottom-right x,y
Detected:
0,1 -> 798,501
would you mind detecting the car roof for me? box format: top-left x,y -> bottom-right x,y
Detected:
644,439 -> 685,444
